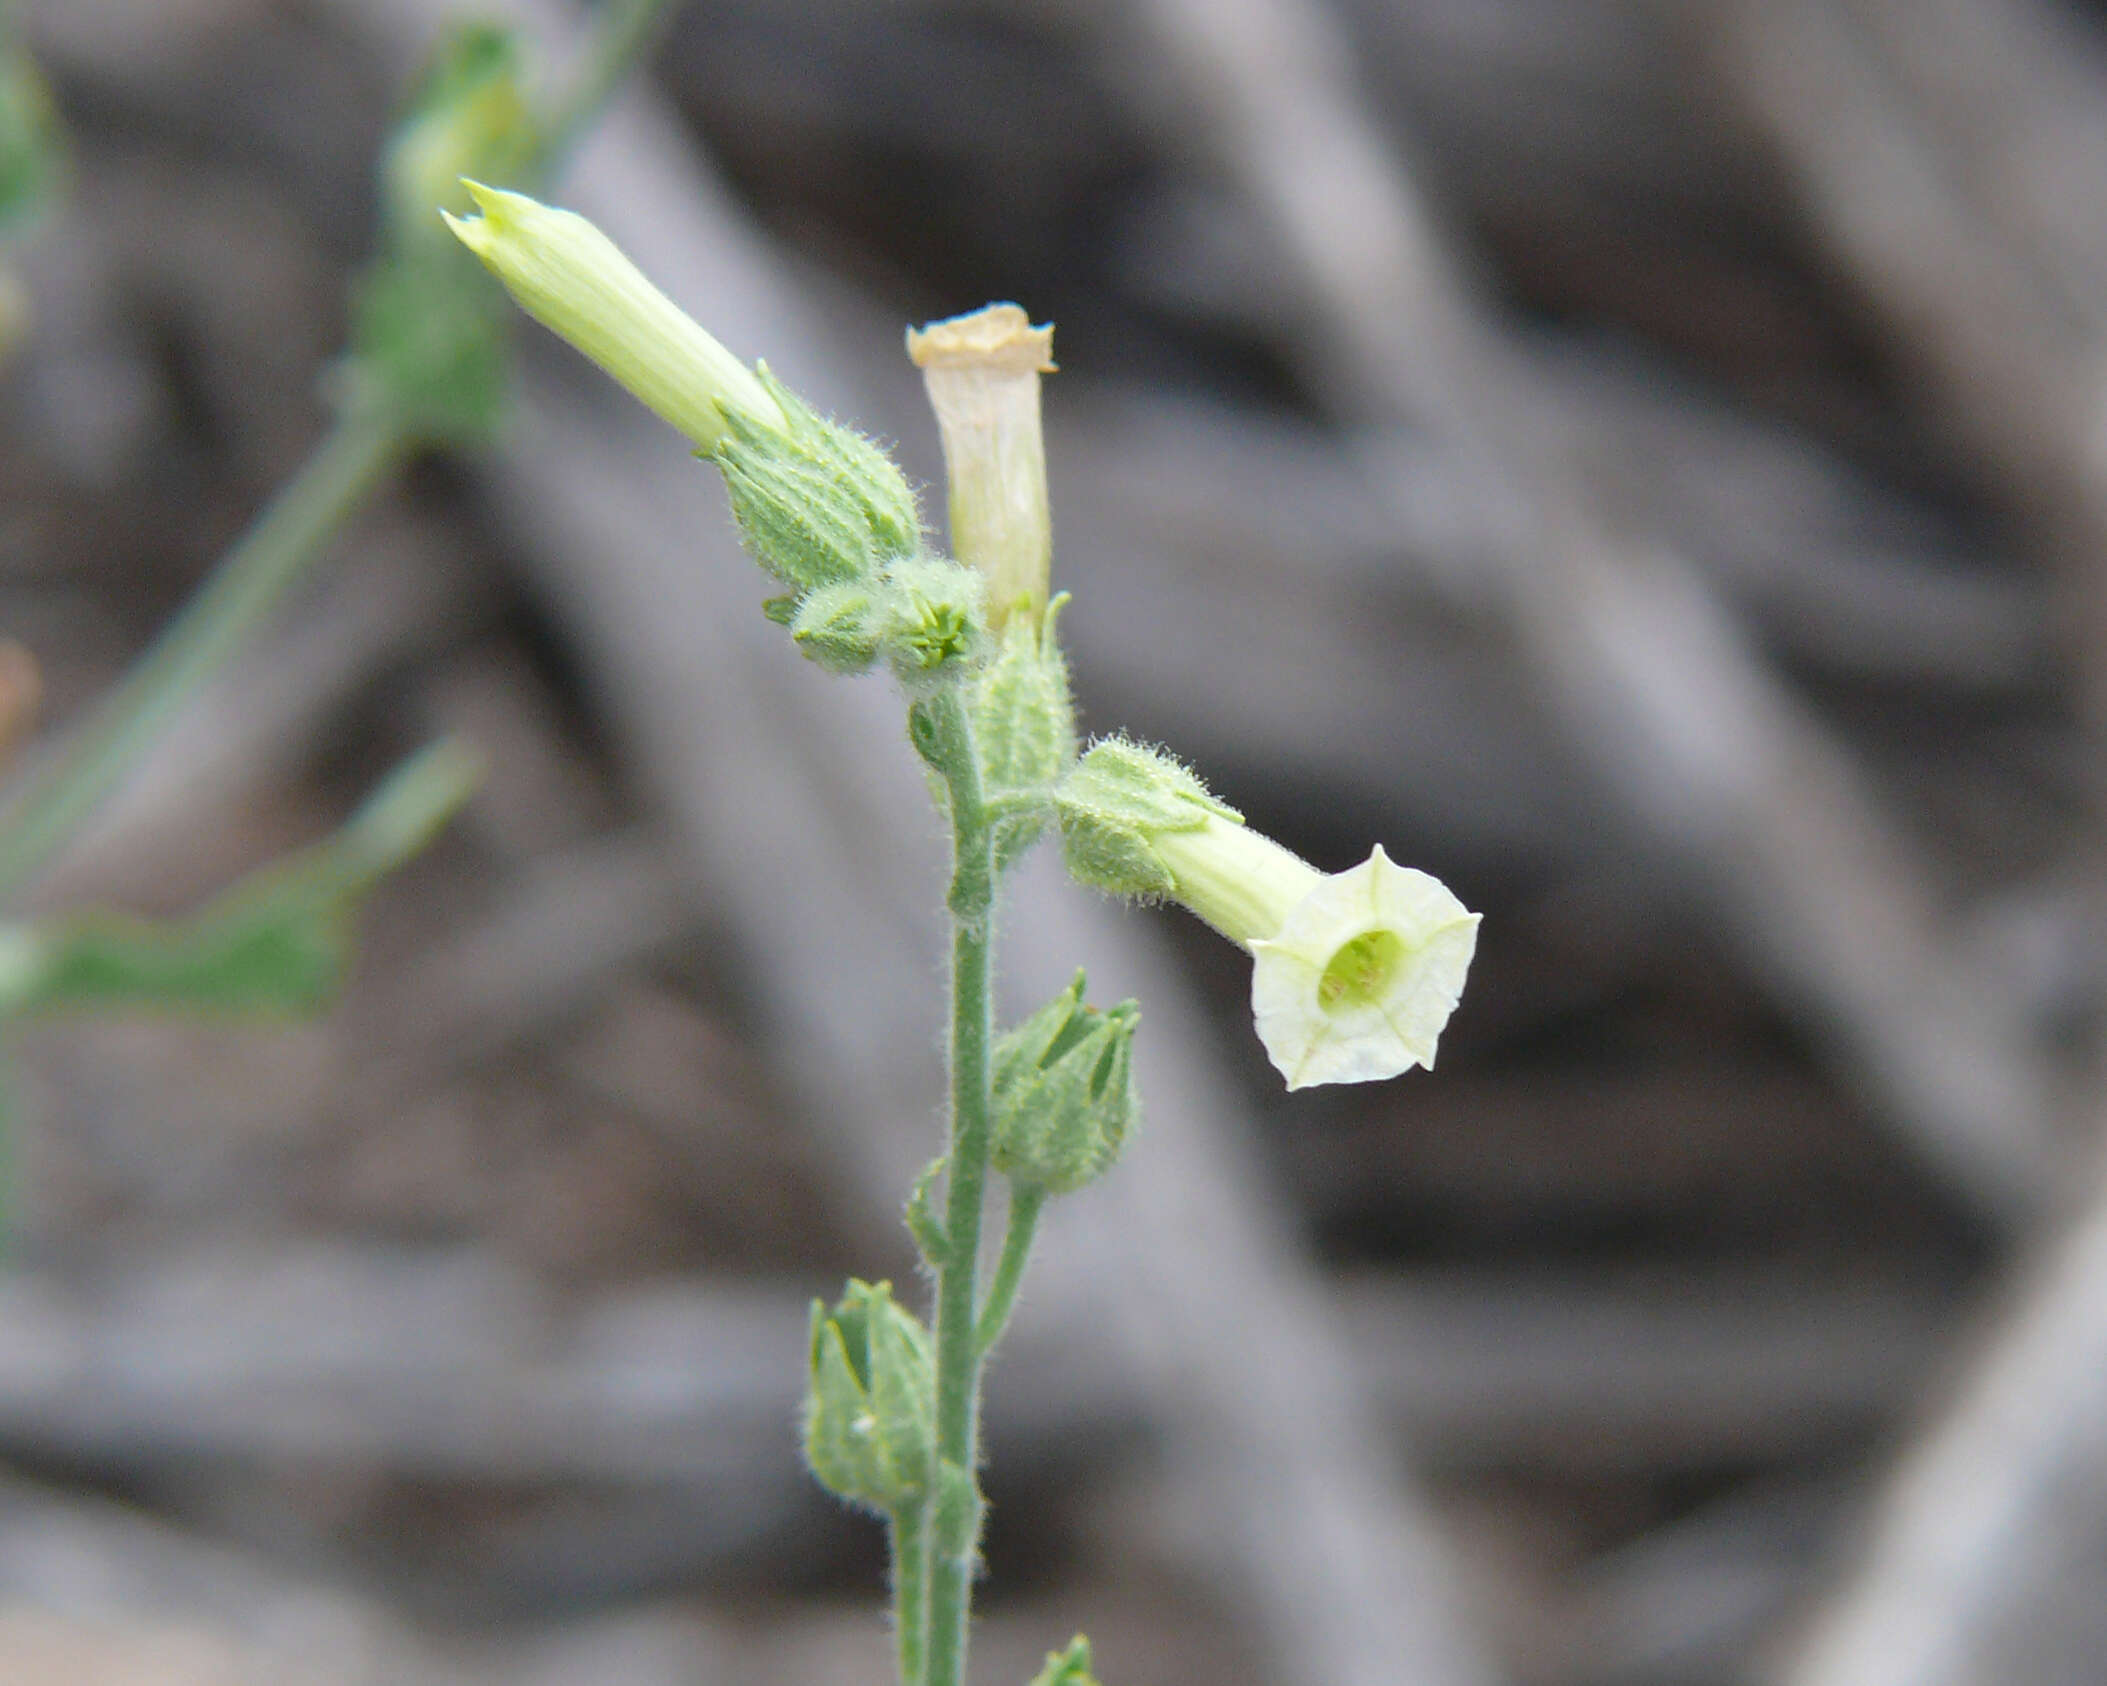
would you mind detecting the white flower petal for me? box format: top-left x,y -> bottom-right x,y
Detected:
1249,846 -> 1480,1089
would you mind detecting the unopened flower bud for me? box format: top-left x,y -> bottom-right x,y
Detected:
1057,739 -> 1478,1088
803,1279 -> 934,1515
992,971 -> 1139,1195
446,188 -> 931,624
907,304 -> 1055,631
444,182 -> 782,451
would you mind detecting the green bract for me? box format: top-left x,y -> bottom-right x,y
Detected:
1054,737 -> 1239,899
1027,1637 -> 1102,1686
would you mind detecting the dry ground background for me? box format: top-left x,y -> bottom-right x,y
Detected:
2,0 -> 2106,1682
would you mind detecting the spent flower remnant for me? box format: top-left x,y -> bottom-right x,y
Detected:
907,304 -> 1055,631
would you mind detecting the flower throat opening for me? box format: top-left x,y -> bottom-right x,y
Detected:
1317,928 -> 1405,1013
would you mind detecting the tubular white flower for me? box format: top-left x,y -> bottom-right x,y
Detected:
1244,846 -> 1478,1089
1156,822 -> 1479,1087
1056,739 -> 1479,1089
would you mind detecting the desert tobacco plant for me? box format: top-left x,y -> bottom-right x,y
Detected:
452,184 -> 1480,1686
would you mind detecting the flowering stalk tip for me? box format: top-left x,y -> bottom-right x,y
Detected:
442,181 -> 781,450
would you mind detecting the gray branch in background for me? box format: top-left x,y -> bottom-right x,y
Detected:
1699,0 -> 2107,713
0,1243 -> 1947,1493
1049,377 -> 2045,870
1089,0 -> 2062,1227
1774,1166 -> 2107,1686
0,1472 -> 448,1686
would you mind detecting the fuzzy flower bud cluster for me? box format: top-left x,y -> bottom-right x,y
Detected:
1057,739 -> 1479,1088
445,185 -> 985,686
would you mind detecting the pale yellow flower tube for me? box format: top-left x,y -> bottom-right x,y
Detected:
443,181 -> 782,451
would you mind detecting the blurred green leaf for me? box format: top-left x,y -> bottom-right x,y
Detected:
0,19 -> 63,234
2,740 -> 477,1016
349,23 -> 536,442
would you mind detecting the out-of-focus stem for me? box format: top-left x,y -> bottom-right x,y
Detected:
0,411 -> 406,899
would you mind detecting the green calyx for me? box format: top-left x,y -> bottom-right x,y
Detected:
1054,737 -> 1240,899
875,557 -> 984,685
972,597 -> 1077,870
1028,1636 -> 1103,1686
787,581 -> 881,674
714,369 -> 992,685
714,366 -> 921,592
804,1279 -> 936,1515
992,970 -> 1139,1196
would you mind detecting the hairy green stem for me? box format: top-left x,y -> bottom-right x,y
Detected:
920,686 -> 995,1686
889,1503 -> 928,1686
976,1186 -> 1045,1356
0,412 -> 405,899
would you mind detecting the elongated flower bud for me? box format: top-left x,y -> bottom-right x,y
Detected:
1056,739 -> 1478,1088
444,181 -> 781,450
907,304 -> 1055,631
